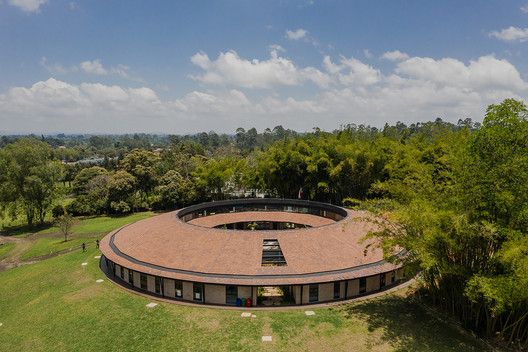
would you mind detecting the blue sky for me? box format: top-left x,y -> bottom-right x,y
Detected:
1,0 -> 528,134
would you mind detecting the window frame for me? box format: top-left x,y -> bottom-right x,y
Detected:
140,273 -> 147,290
193,283 -> 204,302
225,285 -> 238,305
128,269 -> 134,285
309,284 -> 318,303
155,276 -> 162,295
174,280 -> 183,298
333,282 -> 340,299
359,277 -> 367,294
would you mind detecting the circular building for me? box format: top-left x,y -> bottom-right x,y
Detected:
100,199 -> 406,307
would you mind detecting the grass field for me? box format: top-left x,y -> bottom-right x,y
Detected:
0,245 -> 489,351
0,242 -> 15,259
11,212 -> 154,260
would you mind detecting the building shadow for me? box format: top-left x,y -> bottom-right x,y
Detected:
0,222 -> 53,237
339,296 -> 488,352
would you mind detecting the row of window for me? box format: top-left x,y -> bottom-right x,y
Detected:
181,204 -> 345,222
308,272 -> 398,302
115,263 -> 203,301
111,259 -> 400,305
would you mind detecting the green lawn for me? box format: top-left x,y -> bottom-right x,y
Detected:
0,242 -> 15,260
0,247 -> 489,352
18,212 -> 154,260
35,212 -> 155,236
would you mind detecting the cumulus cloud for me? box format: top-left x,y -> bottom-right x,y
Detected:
395,55 -> 528,90
490,26 -> 528,42
189,50 -> 330,88
1,53 -> 527,134
80,60 -> 108,75
381,50 -> 410,61
8,0 -> 47,12
323,56 -> 381,85
285,28 -> 307,40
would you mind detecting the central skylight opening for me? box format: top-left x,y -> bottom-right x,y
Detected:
261,239 -> 287,266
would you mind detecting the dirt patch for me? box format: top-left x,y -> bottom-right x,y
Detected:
0,235 -> 33,271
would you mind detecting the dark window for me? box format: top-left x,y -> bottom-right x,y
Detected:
140,274 -> 147,290
226,285 -> 237,305
175,280 -> 183,298
261,239 -> 287,266
333,282 -> 340,299
193,283 -> 203,301
128,270 -> 134,285
309,285 -> 318,303
359,278 -> 367,294
380,274 -> 386,288
390,271 -> 396,283
155,277 -> 162,295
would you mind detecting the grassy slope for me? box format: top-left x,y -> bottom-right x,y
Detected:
19,212 -> 153,260
0,247 -> 488,352
0,242 -> 15,259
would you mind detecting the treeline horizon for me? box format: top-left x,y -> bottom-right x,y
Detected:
0,117 -> 480,154
1,100 -> 527,349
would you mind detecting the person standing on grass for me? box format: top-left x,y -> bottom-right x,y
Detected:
82,242 -> 86,252
95,239 -> 99,249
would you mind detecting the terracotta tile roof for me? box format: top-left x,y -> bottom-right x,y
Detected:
100,208 -> 402,285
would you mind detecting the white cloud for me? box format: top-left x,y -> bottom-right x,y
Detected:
268,44 -> 285,53
286,28 -> 307,40
190,50 -> 330,89
8,0 -> 47,12
521,4 -> 528,13
80,60 -> 108,75
381,50 -> 410,61
490,26 -> 528,42
395,55 -> 527,90
1,53 -> 527,134
323,56 -> 381,85
39,57 -> 76,75
41,57 -> 140,81
363,49 -> 373,59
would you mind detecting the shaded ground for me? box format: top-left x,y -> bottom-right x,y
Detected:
340,296 -> 486,352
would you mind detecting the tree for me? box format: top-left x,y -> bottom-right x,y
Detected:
0,138 -> 62,226
119,149 -> 161,199
72,166 -> 108,195
371,99 -> 528,346
154,170 -> 195,209
57,214 -> 74,242
108,170 -> 136,214
193,157 -> 241,200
